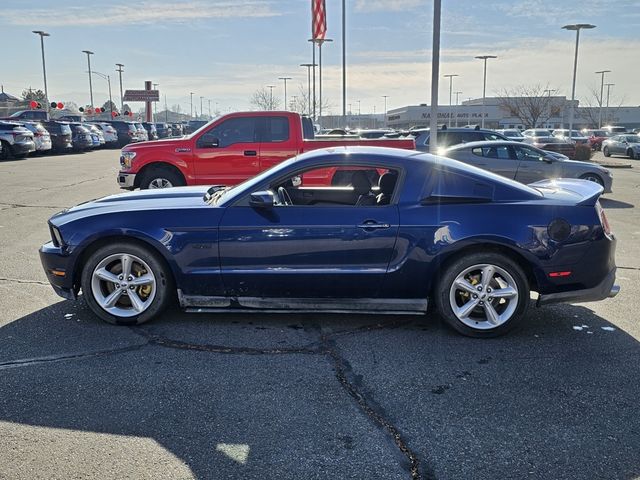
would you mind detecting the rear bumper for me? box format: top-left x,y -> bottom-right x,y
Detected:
118,172 -> 137,189
537,268 -> 619,306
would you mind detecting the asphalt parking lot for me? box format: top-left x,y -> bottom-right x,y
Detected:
0,149 -> 639,480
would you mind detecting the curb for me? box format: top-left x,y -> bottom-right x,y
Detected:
592,161 -> 634,169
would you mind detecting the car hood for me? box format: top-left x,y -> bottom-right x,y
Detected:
50,186 -> 213,226
556,158 -> 608,171
122,137 -> 188,151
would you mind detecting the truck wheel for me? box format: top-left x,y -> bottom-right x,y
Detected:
139,167 -> 185,189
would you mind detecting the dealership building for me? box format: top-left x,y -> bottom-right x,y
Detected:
321,95 -> 640,131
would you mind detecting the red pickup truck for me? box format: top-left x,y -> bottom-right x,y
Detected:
117,111 -> 415,189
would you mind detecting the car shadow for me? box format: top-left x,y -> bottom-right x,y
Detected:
0,299 -> 639,479
600,197 -> 635,209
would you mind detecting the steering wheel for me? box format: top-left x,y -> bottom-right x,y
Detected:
277,186 -> 293,206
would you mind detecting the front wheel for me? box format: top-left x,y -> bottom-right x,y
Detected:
603,146 -> 611,157
580,173 -> 604,187
139,167 -> 185,189
627,149 -> 638,160
80,242 -> 173,325
435,252 -> 530,337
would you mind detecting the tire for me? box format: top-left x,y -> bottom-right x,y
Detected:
435,252 -> 530,338
603,146 -> 610,157
80,242 -> 173,325
627,149 -> 636,160
0,141 -> 10,160
139,167 -> 185,189
579,173 -> 604,187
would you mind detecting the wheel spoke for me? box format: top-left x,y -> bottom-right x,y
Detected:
101,288 -> 124,308
481,265 -> 495,289
94,267 -> 119,285
455,299 -> 479,319
491,286 -> 517,299
454,278 -> 477,295
483,302 -> 500,325
129,274 -> 154,286
120,254 -> 132,277
127,290 -> 146,313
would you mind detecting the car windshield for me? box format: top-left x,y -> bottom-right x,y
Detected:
624,135 -> 640,142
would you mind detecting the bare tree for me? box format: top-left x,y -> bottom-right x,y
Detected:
250,87 -> 281,110
21,88 -> 47,103
497,84 -> 562,128
579,85 -> 626,128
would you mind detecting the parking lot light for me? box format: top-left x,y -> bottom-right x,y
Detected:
595,70 -> 611,128
474,55 -> 497,129
32,31 -> 50,111
443,74 -> 459,127
562,24 -> 596,133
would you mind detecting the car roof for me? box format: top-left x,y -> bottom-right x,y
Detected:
445,140 -> 532,151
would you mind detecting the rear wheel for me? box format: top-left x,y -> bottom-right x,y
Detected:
435,252 -> 529,337
80,242 -> 173,325
626,148 -> 637,160
603,146 -> 611,157
0,141 -> 10,160
139,167 -> 185,189
580,173 -> 604,187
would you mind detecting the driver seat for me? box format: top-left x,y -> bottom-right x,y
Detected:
352,171 -> 376,206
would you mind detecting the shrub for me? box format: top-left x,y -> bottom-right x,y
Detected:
574,143 -> 592,161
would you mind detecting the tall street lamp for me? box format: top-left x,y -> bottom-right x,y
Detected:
316,38 -> 333,124
115,64 -> 124,113
604,83 -> 614,126
32,31 -> 50,110
299,63 -> 316,117
454,91 -> 462,127
82,50 -> 95,107
443,73 -> 459,127
429,0 -> 441,152
562,23 -> 596,133
190,92 -> 194,119
199,96 -> 204,119
91,71 -> 113,117
382,95 -> 389,127
595,69 -> 611,128
267,85 -> 275,109
278,77 -> 292,110
475,55 -> 497,128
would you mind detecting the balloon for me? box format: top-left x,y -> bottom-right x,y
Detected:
29,100 -> 38,108
111,111 -> 117,117
50,102 -> 57,108
79,107 -> 84,112
57,102 -> 64,109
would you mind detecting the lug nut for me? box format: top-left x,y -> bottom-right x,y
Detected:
488,297 -> 493,301
487,287 -> 492,293
472,294 -> 478,299
477,286 -> 482,291
119,275 -> 123,280
128,276 -> 133,281
115,284 -> 120,289
479,301 -> 484,305
129,285 -> 135,290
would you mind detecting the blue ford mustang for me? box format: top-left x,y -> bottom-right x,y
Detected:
39,147 -> 619,337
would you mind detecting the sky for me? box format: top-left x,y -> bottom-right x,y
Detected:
1,0 -> 639,115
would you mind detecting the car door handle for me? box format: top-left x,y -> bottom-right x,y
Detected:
357,221 -> 390,230
244,150 -> 257,156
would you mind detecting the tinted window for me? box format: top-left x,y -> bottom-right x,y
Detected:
60,125 -> 72,135
262,116 -> 289,142
515,146 -> 543,161
472,145 -> 511,159
204,117 -> 257,147
483,132 -> 504,141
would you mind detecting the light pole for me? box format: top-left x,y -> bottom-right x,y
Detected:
316,38 -> 333,124
595,70 -> 611,128
454,91 -> 462,127
357,99 -> 361,116
474,55 -> 497,129
278,77 -> 292,110
190,92 -> 194,119
307,39 -> 317,120
208,99 -> 212,119
82,50 -> 95,107
153,83 -> 159,122
443,74 -> 459,127
382,95 -> 389,127
200,96 -> 204,119
267,85 -> 275,109
430,0 -> 442,152
604,83 -> 614,126
91,71 -> 112,117
543,88 -> 557,128
115,64 -> 125,113
342,0 -> 347,125
562,23 -> 596,134
32,31 -> 50,110
300,63 -> 316,117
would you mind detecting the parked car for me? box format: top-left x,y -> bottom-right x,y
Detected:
602,134 -> 640,159
353,129 -> 394,139
42,121 -> 73,153
142,122 -> 158,141
88,122 -> 118,147
104,120 -> 139,147
134,122 -> 148,142
581,129 -> 611,151
69,123 -> 93,151
40,146 -> 619,337
155,123 -> 171,138
444,141 -> 612,192
522,132 -> 576,158
84,123 -> 106,147
602,125 -> 627,135
552,129 -> 590,145
0,121 -> 36,159
410,126 -> 509,152
170,123 -> 183,136
495,129 -> 525,142
2,109 -> 49,122
20,122 -> 52,153
184,120 -> 208,134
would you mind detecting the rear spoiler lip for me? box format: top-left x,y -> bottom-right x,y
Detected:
528,178 -> 604,206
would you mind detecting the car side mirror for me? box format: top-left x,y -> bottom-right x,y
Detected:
542,156 -> 553,163
249,191 -> 275,209
198,137 -> 219,148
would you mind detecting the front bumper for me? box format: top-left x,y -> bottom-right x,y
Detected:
118,172 -> 137,189
537,268 -> 619,306
39,241 -> 77,300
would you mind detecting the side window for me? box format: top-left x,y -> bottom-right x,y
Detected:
202,117 -> 257,148
262,116 -> 290,143
515,146 -> 543,161
475,145 -> 511,159
483,132 -> 502,141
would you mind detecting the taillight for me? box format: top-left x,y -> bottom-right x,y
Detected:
596,201 -> 612,237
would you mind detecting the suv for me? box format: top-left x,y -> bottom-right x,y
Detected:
104,120 -> 139,147
155,123 -> 171,138
410,126 -> 508,152
42,120 -> 73,153
4,109 -> 49,122
142,122 -> 158,141
0,121 -> 36,159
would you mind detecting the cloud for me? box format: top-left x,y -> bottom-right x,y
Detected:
354,0 -> 422,12
3,1 -> 280,27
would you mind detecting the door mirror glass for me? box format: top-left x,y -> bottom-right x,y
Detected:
249,191 -> 275,209
542,155 -> 553,163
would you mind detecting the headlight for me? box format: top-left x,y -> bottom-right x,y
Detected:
50,224 -> 64,247
120,150 -> 136,169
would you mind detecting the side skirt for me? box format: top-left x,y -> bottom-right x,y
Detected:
177,289 -> 428,315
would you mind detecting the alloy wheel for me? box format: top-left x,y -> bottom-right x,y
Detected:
148,178 -> 174,188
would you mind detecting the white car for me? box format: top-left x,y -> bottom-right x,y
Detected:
21,122 -> 52,152
552,129 -> 589,145
89,122 -> 118,146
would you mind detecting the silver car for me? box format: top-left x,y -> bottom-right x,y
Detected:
444,140 -> 613,193
602,134 -> 640,160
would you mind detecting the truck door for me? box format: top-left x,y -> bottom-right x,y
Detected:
258,115 -> 299,171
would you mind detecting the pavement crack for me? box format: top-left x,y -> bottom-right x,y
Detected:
321,334 -> 432,480
0,202 -> 66,209
131,327 -> 325,355
30,175 -> 111,192
0,277 -> 50,286
0,344 -> 147,371
327,318 -> 417,338
618,266 -> 640,271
